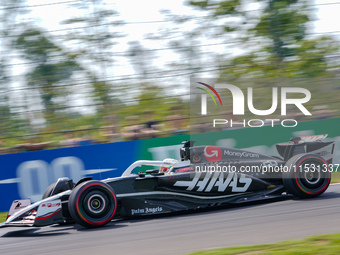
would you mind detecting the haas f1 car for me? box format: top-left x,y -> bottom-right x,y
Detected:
1,134 -> 334,228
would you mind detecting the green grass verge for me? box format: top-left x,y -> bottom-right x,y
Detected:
331,171 -> 340,184
189,233 -> 340,255
0,211 -> 7,222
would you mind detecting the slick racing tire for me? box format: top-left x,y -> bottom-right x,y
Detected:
68,181 -> 117,228
42,182 -> 75,224
283,154 -> 331,198
42,183 -> 56,199
42,178 -> 74,199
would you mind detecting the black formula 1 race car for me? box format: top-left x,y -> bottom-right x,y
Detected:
0,134 -> 334,228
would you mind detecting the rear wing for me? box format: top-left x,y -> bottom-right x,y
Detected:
276,134 -> 334,162
289,134 -> 328,144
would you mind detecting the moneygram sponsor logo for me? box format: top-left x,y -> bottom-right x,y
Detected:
204,146 -> 222,162
224,150 -> 259,158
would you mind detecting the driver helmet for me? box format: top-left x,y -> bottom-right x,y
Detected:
160,158 -> 178,173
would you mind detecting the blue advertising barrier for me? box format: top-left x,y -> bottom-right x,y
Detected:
0,140 -> 138,212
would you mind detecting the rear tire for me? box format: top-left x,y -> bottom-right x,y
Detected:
283,154 -> 331,198
68,181 -> 117,228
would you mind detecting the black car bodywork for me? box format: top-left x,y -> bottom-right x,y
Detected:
1,134 -> 334,228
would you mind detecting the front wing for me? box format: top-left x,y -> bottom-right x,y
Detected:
0,190 -> 71,228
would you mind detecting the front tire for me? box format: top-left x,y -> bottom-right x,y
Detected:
68,181 -> 117,228
283,154 -> 331,198
42,181 -> 75,224
42,183 -> 56,199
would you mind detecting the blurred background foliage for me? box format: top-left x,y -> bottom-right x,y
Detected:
0,0 -> 339,151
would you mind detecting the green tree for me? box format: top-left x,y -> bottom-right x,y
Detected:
14,28 -> 81,124
127,41 -> 155,82
61,0 -> 124,116
189,0 -> 339,79
0,0 -> 31,142
149,10 -> 205,76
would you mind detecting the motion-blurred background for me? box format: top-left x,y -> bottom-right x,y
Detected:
0,0 -> 339,153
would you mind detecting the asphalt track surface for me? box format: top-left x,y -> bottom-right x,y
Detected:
1,184 -> 340,255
